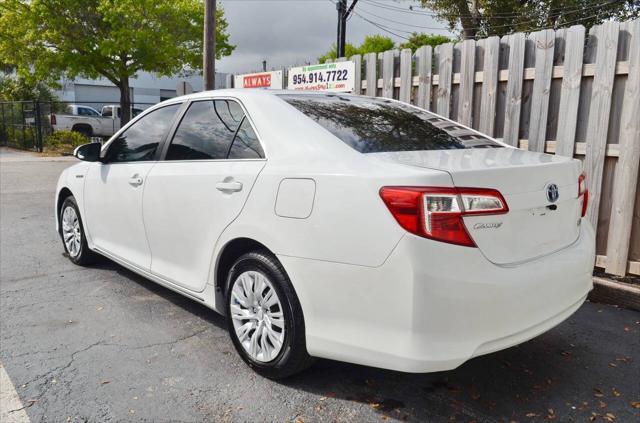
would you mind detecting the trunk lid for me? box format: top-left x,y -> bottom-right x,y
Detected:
370,147 -> 584,265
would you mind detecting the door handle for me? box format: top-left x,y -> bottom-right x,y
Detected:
128,175 -> 143,187
216,181 -> 243,192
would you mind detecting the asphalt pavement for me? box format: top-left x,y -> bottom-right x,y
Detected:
1,147 -> 639,422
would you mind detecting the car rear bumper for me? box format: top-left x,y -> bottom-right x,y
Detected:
278,220 -> 595,373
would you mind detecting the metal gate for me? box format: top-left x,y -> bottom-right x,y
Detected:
0,100 -> 51,152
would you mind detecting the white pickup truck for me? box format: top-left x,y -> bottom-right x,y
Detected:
51,104 -> 143,138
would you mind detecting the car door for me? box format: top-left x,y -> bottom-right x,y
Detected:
100,106 -> 120,137
83,103 -> 182,269
142,99 -> 266,292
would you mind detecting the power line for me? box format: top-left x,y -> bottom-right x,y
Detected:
361,0 -> 624,19
356,6 -> 456,30
330,0 -> 448,37
351,10 -> 411,39
362,0 -> 467,16
333,0 -> 622,44
505,11 -> 614,35
364,0 -> 617,17
357,0 -> 623,35
354,7 -> 619,41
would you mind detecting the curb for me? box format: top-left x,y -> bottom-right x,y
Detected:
588,276 -> 640,311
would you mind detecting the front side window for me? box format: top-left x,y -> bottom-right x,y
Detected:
104,104 -> 181,163
78,107 -> 100,117
279,94 -> 503,153
166,99 -> 263,161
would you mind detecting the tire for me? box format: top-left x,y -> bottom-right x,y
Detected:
225,251 -> 313,379
72,125 -> 92,138
59,196 -> 97,266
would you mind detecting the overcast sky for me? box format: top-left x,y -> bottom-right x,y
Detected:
216,0 -> 453,74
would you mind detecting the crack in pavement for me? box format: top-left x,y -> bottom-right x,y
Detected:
19,327 -> 211,390
19,341 -> 106,390
14,327 -> 213,420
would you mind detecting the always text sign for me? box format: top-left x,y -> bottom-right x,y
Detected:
234,71 -> 283,89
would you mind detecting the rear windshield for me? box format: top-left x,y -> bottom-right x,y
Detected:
279,94 -> 503,153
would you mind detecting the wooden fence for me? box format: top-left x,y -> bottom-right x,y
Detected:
231,18 -> 640,276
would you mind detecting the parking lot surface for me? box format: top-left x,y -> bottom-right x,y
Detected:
1,149 -> 639,422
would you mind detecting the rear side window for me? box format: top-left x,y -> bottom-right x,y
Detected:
279,94 -> 502,153
166,99 -> 264,161
104,104 -> 181,163
215,100 -> 245,129
228,119 -> 264,159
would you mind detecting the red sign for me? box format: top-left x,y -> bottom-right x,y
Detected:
243,73 -> 272,88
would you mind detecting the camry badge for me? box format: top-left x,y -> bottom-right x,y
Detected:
473,222 -> 502,230
546,183 -> 559,203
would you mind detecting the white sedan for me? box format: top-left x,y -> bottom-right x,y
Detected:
55,89 -> 595,379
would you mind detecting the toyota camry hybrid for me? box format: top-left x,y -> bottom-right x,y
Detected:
55,89 -> 595,379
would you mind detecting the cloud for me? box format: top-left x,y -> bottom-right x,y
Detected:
217,0 -> 452,74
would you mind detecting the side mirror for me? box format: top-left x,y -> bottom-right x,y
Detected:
74,142 -> 102,162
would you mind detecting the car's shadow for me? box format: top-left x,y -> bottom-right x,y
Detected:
279,333 -> 586,422
87,256 -> 227,330
91,256 -> 635,422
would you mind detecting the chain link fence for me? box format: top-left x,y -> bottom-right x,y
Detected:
0,100 -> 156,152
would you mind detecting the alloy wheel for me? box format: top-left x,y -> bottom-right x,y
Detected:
61,206 -> 82,258
230,270 -> 286,362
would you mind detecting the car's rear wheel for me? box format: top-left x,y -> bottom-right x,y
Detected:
226,251 -> 313,379
60,196 -> 96,265
72,124 -> 92,138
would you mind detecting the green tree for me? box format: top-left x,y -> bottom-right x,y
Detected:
318,34 -> 395,63
421,0 -> 640,39
357,34 -> 395,55
0,72 -> 58,102
0,0 -> 234,124
399,33 -> 452,51
318,43 -> 360,63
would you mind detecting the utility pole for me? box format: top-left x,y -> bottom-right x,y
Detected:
336,0 -> 345,58
203,0 -> 216,90
336,0 -> 358,58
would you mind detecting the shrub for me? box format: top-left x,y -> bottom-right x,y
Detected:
45,130 -> 87,150
5,127 -> 36,149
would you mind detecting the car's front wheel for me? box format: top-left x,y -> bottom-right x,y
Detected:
59,196 -> 96,265
226,251 -> 313,379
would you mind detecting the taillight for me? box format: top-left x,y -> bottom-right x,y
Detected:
380,187 -> 508,247
578,172 -> 588,217
51,114 -> 56,125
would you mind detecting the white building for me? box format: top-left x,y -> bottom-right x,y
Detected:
54,71 -> 229,111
